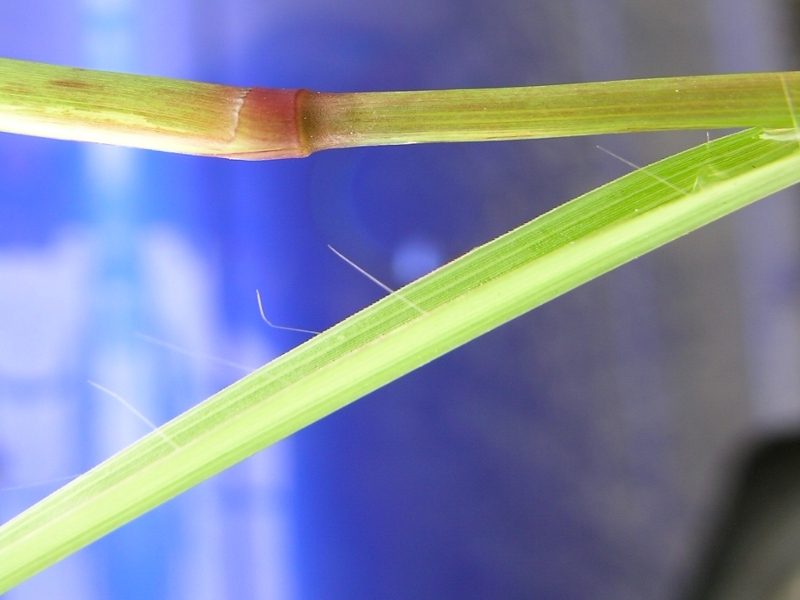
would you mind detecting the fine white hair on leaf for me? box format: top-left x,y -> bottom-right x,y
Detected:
780,72 -> 800,150
596,145 -> 689,195
255,289 -> 319,335
134,332 -> 255,373
327,245 -> 427,315
88,380 -> 179,450
0,475 -> 80,494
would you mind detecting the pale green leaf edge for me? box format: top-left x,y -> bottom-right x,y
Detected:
2,127 -> 800,591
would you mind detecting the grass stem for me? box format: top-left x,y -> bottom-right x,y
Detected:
2,58 -> 799,158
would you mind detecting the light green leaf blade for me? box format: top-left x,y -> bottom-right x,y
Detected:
1,127 -> 800,591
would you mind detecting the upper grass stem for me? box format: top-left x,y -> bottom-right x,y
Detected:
1,57 -> 799,158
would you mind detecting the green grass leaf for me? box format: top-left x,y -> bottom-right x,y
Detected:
1,126 -> 799,591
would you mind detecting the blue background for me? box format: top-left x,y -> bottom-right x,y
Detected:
1,1 -> 799,599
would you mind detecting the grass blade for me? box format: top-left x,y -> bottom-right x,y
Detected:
1,127 -> 799,591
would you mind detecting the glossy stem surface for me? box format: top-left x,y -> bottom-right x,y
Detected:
2,58 -> 800,158
302,72 -> 800,151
